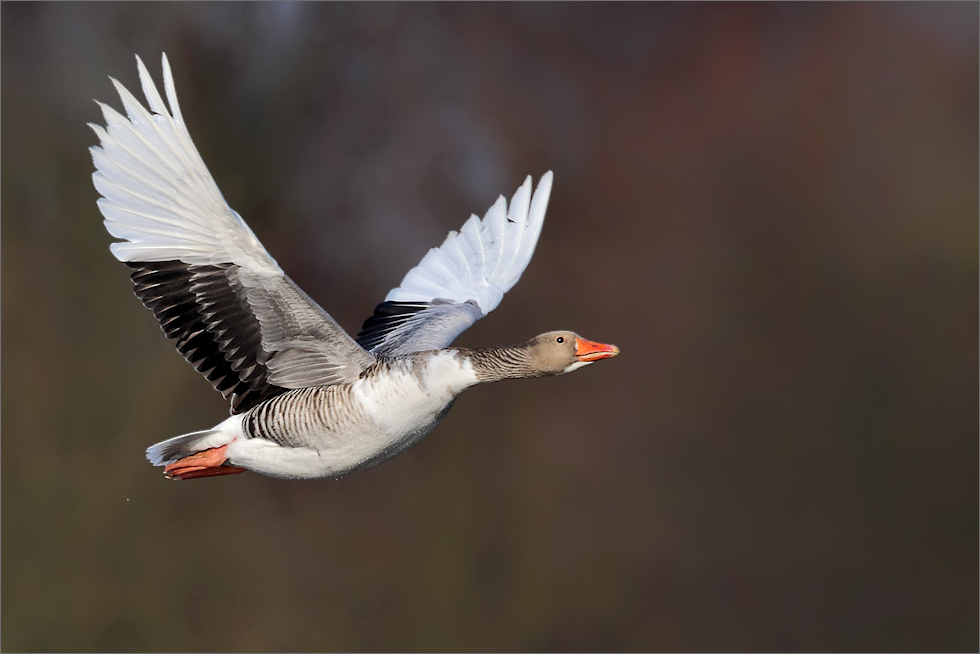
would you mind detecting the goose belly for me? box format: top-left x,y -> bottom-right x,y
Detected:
228,354 -> 475,479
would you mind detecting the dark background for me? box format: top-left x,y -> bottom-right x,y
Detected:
2,3 -> 977,652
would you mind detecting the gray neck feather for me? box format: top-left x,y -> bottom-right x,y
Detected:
459,345 -> 537,383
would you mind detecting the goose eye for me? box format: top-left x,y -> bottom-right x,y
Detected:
556,336 -> 565,344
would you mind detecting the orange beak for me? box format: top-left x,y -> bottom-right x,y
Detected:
575,337 -> 620,362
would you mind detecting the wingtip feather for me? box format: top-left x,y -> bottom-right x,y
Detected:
90,54 -> 281,273
136,54 -> 168,116
161,52 -> 185,130
110,77 -> 153,125
386,172 -> 555,315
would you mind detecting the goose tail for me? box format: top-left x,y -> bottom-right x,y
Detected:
145,416 -> 243,466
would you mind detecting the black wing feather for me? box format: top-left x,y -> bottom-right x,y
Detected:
356,302 -> 433,353
128,261 -> 289,413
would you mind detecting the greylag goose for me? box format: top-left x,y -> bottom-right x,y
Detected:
90,55 -> 619,481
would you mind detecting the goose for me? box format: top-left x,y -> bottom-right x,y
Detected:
89,55 -> 619,481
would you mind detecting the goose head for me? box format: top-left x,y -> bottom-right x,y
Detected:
525,331 -> 620,375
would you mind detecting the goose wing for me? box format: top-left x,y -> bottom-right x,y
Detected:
356,173 -> 553,356
91,54 -> 375,414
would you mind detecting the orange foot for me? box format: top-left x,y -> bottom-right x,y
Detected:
163,444 -> 247,481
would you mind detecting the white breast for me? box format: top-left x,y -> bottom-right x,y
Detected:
354,350 -> 478,436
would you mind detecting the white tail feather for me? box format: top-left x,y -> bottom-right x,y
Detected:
145,415 -> 243,466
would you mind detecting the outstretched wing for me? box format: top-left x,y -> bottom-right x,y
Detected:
91,54 -> 375,414
356,173 -> 553,356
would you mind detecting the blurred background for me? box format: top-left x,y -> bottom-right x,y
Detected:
2,3 -> 977,651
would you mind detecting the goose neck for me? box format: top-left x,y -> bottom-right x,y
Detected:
461,345 -> 535,383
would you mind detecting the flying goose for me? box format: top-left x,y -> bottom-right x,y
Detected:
90,55 -> 619,481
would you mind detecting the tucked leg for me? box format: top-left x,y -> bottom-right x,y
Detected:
163,444 -> 246,480
168,465 -> 247,480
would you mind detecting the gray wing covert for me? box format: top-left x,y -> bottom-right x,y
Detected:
240,269 -> 375,388
356,301 -> 484,357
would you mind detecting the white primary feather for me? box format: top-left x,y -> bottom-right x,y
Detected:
385,172 -> 553,315
89,54 -> 279,275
